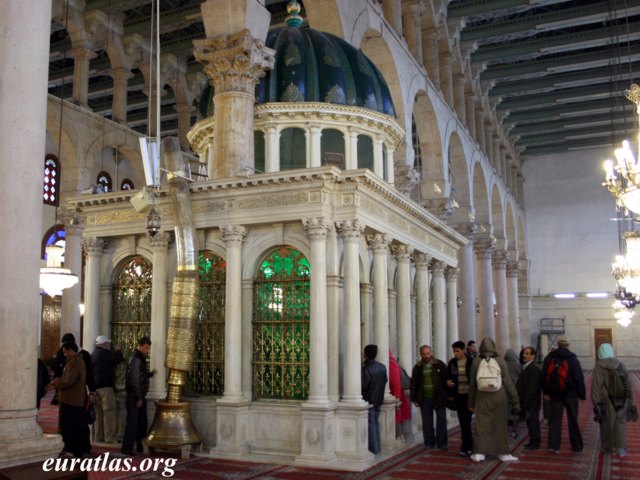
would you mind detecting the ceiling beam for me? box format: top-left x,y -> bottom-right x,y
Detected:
448,0 -> 529,19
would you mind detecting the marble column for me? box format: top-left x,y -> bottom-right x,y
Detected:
0,0 -> 63,466
392,244 -> 413,377
414,253 -> 431,347
60,212 -> 83,345
361,284 -> 373,346
346,128 -> 359,170
402,1 -> 425,66
308,124 -> 322,168
194,31 -> 275,179
368,234 -> 392,375
373,136 -> 384,178
215,225 -> 249,455
147,232 -> 171,399
474,236 -> 496,341
507,260 -> 521,350
265,126 -> 280,173
81,237 -> 106,354
241,279 -> 253,399
431,260 -> 447,360
108,67 -> 133,124
296,218 -> 335,466
326,225 -> 341,403
335,220 -> 372,467
388,289 -> 398,355
445,266 -> 459,350
455,225 -> 477,344
493,250 -> 509,353
423,29 -> 440,86
386,148 -> 395,185
68,47 -> 97,109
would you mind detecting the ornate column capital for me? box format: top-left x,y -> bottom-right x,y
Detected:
414,252 -> 432,269
506,260 -> 520,278
366,232 -> 392,252
474,235 -> 496,259
422,196 -> 457,223
220,225 -> 247,245
58,208 -> 84,235
431,259 -> 445,275
68,47 -> 97,62
302,217 -> 330,240
82,237 -> 107,256
492,250 -> 509,269
453,221 -> 477,240
445,266 -> 458,280
193,29 -> 275,95
336,219 -> 365,241
108,67 -> 134,82
147,231 -> 173,250
391,244 -> 414,262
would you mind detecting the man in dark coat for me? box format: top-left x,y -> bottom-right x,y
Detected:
411,344 -> 448,451
468,337 -> 520,462
540,336 -> 585,453
361,344 -> 388,454
446,341 -> 473,456
121,336 -> 155,456
516,346 -> 541,449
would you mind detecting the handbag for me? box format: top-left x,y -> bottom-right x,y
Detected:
627,404 -> 638,423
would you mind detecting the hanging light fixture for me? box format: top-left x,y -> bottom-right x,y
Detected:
613,300 -> 635,327
40,235 -> 78,297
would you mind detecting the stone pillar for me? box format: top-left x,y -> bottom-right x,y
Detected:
296,218 -> 336,466
215,225 -> 249,455
474,236 -> 496,341
455,225 -> 477,343
439,57 -> 454,107
60,213 -> 83,345
309,124 -> 322,168
392,245 -> 413,377
147,232 -> 171,400
386,148 -> 396,185
194,31 -> 274,179
507,260 -> 521,350
465,95 -> 476,139
402,1 -> 425,66
388,289 -> 398,355
423,29 -> 440,86
346,128 -> 359,170
81,237 -> 106,354
175,103 -> 195,152
109,67 -> 133,124
68,47 -> 97,109
265,126 -> 280,172
431,260 -> 447,360
335,220 -> 372,468
373,136 -> 384,178
241,279 -> 253,399
414,253 -> 431,347
445,267 -> 459,350
0,0 -> 63,466
454,74 -> 466,123
382,0 -> 403,35
361,284 -> 373,345
326,225 -> 340,403
493,250 -> 509,353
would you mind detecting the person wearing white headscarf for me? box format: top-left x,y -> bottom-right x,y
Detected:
591,343 -> 632,457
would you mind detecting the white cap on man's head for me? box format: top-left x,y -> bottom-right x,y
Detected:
96,335 -> 111,345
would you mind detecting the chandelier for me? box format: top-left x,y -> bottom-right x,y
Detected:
613,300 -> 635,327
603,84 -> 640,213
40,242 -> 78,297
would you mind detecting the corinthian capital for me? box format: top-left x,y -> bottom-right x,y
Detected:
474,235 -> 496,258
302,217 -> 330,240
82,237 -> 107,256
193,29 -> 275,95
507,260 -> 520,277
366,233 -> 392,252
414,252 -> 432,269
147,231 -> 173,250
220,225 -> 247,244
336,219 -> 365,241
391,244 -> 414,262
492,250 -> 509,269
58,208 -> 84,235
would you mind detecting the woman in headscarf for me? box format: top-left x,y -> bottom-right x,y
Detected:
591,343 -> 632,457
388,352 -> 412,440
468,337 -> 520,463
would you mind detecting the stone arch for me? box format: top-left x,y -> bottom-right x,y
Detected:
471,161 -> 490,227
413,90 -> 445,201
242,230 -> 311,281
490,185 -> 505,248
447,131 -> 469,206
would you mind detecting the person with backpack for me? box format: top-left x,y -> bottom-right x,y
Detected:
446,341 -> 474,457
468,337 -> 520,463
591,343 -> 632,457
540,336 -> 585,453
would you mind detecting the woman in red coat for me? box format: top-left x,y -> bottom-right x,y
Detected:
389,352 -> 412,439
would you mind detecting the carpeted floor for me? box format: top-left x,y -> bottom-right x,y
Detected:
30,372 -> 640,479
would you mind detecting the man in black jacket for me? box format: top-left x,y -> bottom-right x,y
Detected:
361,344 -> 387,454
540,336 -> 585,453
92,334 -> 123,443
446,341 -> 473,456
411,344 -> 448,451
516,346 -> 541,449
121,336 -> 155,456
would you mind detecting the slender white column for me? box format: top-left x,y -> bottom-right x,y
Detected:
109,67 -> 133,124
360,284 -> 373,346
0,0 -> 62,464
367,233 -> 391,390
82,237 -> 106,353
474,236 -> 496,341
445,266 -> 459,349
414,253 -> 431,347
346,129 -> 359,170
373,136 -> 384,178
431,260 -> 447,360
147,232 -> 171,399
493,250 -> 509,353
265,126 -> 280,172
221,225 -> 247,400
392,244 -> 413,376
388,289 -> 398,356
507,260 -> 521,350
456,224 -> 477,343
68,47 -> 97,109
303,217 -> 331,403
326,225 -> 340,403
60,215 -> 83,344
241,279 -> 253,399
337,220 -> 365,403
309,124 -> 322,168
386,148 -> 395,185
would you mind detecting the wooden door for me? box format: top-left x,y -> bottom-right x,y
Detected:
594,328 -> 613,360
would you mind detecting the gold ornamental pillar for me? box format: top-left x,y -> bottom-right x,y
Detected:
145,137 -> 201,458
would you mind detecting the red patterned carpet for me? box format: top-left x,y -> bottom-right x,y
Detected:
27,373 -> 640,479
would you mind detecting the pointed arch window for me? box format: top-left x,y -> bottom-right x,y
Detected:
43,155 -> 60,206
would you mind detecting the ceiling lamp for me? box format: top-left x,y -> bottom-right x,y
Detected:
40,243 -> 78,297
612,231 -> 640,299
603,84 -> 640,213
613,300 -> 634,327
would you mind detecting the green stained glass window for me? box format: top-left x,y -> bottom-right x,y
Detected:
111,256 -> 152,390
253,246 -> 310,400
185,251 -> 226,395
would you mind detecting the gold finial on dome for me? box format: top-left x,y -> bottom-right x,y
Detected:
285,1 -> 304,28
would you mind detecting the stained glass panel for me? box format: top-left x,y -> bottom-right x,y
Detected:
253,247 -> 310,400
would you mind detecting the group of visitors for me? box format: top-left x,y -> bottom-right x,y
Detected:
361,335 -> 635,460
42,333 -> 155,459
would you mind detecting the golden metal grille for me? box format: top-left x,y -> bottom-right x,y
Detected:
110,256 -> 152,390
253,246 -> 310,400
41,297 -> 61,363
185,251 -> 226,395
